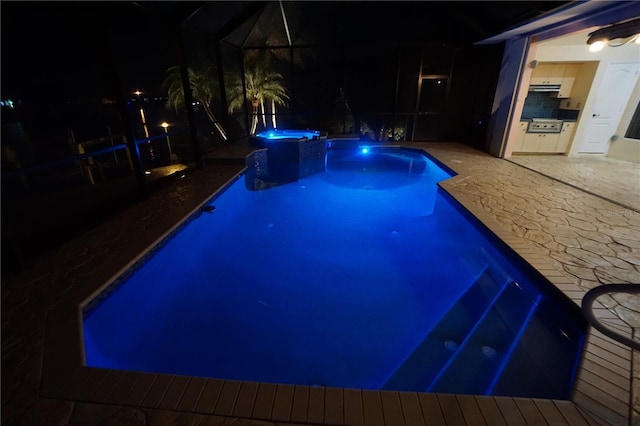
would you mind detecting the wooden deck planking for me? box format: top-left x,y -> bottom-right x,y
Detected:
291,385 -> 311,423
252,382 -> 277,419
398,392 -> 426,426
307,385 -> 325,424
362,390 -> 385,426
417,393 -> 446,426
474,396 -> 507,426
158,375 -> 189,410
272,384 -> 295,422
232,381 -> 259,418
104,370 -> 141,405
456,394 -> 487,426
194,379 -> 224,414
344,388 -> 365,426
175,376 -> 207,412
141,374 -> 174,408
213,380 -> 241,416
380,391 -> 404,426
324,387 -> 344,425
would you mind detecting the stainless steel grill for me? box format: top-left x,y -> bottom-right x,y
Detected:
527,118 -> 563,133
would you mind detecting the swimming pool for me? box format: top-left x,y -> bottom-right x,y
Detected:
82,146 -> 586,399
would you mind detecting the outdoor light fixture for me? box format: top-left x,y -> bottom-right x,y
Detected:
587,16 -> 640,49
161,122 -> 174,161
589,41 -> 605,52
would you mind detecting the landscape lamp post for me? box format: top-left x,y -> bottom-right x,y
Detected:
134,90 -> 154,161
161,122 -> 174,162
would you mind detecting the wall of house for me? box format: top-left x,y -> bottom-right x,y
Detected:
609,77 -> 640,163
501,40 -> 535,159
486,37 -> 530,157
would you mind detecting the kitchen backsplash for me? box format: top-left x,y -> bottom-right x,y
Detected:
521,92 -> 560,119
557,109 -> 579,120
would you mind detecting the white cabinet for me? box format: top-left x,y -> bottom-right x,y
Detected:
513,121 -> 528,152
538,133 -> 560,153
530,63 -> 565,85
556,122 -> 575,153
514,120 -> 576,154
521,133 -> 560,153
554,64 -> 580,99
531,62 -> 581,99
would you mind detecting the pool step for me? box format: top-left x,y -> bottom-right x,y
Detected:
381,257 -> 554,396
488,296 -> 585,399
381,264 -> 507,391
425,283 -> 540,395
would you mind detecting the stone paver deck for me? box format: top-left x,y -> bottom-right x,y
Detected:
2,142 -> 639,425
508,154 -> 640,212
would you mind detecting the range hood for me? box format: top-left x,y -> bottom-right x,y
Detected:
529,84 -> 561,92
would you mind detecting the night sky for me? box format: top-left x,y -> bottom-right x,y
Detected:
1,0 -> 572,102
3,2 -> 101,100
1,1 -> 176,102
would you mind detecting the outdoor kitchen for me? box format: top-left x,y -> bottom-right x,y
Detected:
512,61 -> 597,155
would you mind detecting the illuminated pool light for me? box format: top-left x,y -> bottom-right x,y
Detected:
361,147 -> 370,154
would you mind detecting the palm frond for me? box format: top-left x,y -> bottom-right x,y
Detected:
163,64 -> 228,140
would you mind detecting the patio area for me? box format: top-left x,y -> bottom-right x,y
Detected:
2,142 -> 639,425
508,154 -> 640,213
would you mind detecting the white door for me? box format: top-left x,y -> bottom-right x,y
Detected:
579,61 -> 640,153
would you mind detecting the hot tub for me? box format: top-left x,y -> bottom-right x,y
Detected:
254,129 -> 322,141
251,129 -> 326,184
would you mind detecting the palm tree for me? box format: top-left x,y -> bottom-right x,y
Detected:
226,54 -> 289,135
163,65 -> 228,141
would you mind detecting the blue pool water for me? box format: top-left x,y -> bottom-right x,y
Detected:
83,146 -> 586,399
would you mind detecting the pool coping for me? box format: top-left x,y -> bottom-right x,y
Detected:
40,144 -> 631,425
